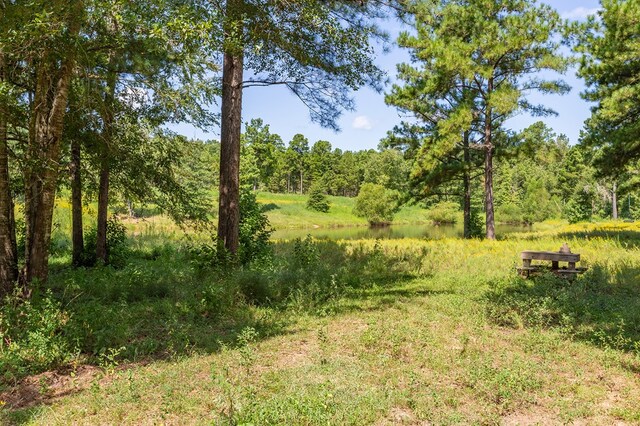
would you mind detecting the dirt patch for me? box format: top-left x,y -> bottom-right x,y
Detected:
375,407 -> 427,425
502,406 -> 559,426
1,361 -> 147,411
1,365 -> 102,410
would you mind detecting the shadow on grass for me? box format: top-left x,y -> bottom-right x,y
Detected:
261,203 -> 280,212
1,239 -> 432,422
516,228 -> 640,248
485,263 -> 640,356
556,230 -> 640,248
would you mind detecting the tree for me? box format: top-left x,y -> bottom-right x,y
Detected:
0,0 -> 85,287
214,0 -> 389,254
306,183 -> 331,213
0,49 -> 18,294
578,0 -> 640,174
0,0 -> 219,289
84,1 -> 217,264
386,0 -> 570,239
289,134 -> 310,194
241,119 -> 284,190
309,140 -> 333,189
354,183 -> 400,226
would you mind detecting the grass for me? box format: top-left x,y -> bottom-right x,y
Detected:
256,191 -> 432,229
2,219 -> 640,424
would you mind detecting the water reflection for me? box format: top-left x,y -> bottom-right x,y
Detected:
271,223 -> 533,241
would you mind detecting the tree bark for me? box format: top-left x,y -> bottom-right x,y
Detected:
612,181 -> 618,220
484,78 -> 495,240
70,138 -> 84,266
0,54 -> 18,296
96,159 -> 110,263
217,0 -> 244,255
23,42 -> 79,284
462,131 -> 471,239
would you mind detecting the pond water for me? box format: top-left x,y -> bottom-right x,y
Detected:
271,223 -> 533,241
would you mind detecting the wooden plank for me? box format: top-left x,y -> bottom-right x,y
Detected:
520,251 -> 580,262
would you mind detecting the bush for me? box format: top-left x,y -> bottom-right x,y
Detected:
565,190 -> 593,224
0,291 -> 76,382
306,184 -> 331,213
496,203 -> 524,224
469,208 -> 485,239
239,188 -> 273,265
84,216 -> 129,267
353,183 -> 399,226
426,201 -> 459,224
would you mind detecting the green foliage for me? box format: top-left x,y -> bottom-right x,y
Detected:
353,183 -> 400,226
578,0 -> 640,174
84,217 -> 129,267
426,201 -> 459,224
238,189 -> 273,265
565,189 -> 593,224
306,184 -> 331,213
469,208 -> 485,239
0,291 -> 76,383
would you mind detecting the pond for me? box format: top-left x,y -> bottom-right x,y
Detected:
271,223 -> 533,241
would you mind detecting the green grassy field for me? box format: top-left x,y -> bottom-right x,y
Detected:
2,220 -> 640,424
257,192 -> 433,229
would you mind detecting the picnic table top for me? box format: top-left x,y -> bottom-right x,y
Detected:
520,250 -> 580,262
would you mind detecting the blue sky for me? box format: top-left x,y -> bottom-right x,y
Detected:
173,0 -> 602,151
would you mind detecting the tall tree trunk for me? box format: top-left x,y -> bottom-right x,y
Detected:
70,138 -> 84,266
612,182 -> 618,220
96,62 -> 117,264
299,170 -> 303,194
462,131 -> 471,239
0,54 -> 18,296
23,45 -> 78,284
96,160 -> 110,263
217,0 -> 244,255
484,78 -> 495,240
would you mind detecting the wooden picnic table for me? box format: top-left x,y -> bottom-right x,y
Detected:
517,244 -> 587,279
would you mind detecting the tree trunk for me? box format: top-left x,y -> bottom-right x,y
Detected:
484,78 -> 495,240
96,160 -> 110,263
299,170 -> 303,194
0,54 -> 18,296
23,42 -> 78,284
462,131 -> 471,239
612,181 -> 618,220
96,61 -> 117,264
70,138 -> 84,266
217,0 -> 244,255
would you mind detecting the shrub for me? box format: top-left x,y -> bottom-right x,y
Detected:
84,216 -> 129,267
239,188 -> 273,265
496,203 -> 524,224
353,183 -> 399,226
306,184 -> 331,213
426,201 -> 459,224
565,190 -> 593,224
469,208 -> 485,239
0,291 -> 77,382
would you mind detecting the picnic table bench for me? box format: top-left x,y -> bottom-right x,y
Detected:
517,244 -> 587,279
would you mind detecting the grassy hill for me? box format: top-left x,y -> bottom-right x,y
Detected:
257,192 -> 432,229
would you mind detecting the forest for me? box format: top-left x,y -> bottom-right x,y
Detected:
1,0 -> 640,424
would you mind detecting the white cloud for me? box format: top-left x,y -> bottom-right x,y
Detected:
562,7 -> 600,20
352,115 -> 373,130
